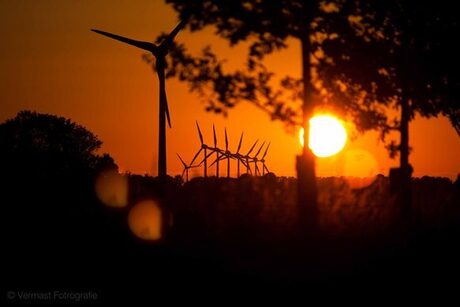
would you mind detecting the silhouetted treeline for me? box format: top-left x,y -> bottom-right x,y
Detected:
3,111 -> 460,301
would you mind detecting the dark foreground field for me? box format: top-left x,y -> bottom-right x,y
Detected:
4,174 -> 460,303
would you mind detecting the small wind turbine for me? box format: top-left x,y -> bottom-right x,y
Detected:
235,132 -> 245,177
208,128 -> 238,177
190,121 -> 208,177
91,18 -> 187,179
244,140 -> 259,174
176,153 -> 198,182
252,141 -> 266,176
213,124 -> 220,177
260,142 -> 271,175
224,128 -> 231,177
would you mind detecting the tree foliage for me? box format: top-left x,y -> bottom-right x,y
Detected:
335,0 -> 460,157
152,0 -> 459,156
145,0 -> 394,134
0,110 -> 114,177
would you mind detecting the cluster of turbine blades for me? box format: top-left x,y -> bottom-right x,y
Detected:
178,122 -> 271,179
91,18 -> 187,129
176,153 -> 200,182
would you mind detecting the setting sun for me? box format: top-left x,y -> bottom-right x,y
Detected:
300,115 -> 347,157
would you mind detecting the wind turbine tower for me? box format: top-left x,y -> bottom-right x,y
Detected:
91,19 -> 187,179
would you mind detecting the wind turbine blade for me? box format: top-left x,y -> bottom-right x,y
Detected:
197,150 -> 214,166
236,132 -> 244,154
255,163 -> 260,175
213,124 -> 217,148
158,71 -> 172,128
209,155 -> 225,168
91,29 -> 157,53
246,140 -> 259,156
196,121 -> 204,145
207,150 -> 228,167
264,165 -> 269,173
254,141 -> 266,158
262,142 -> 271,159
182,169 -> 186,177
159,19 -> 188,50
247,162 -> 252,175
189,148 -> 202,165
225,128 -> 229,151
246,139 -> 259,156
164,86 -> 172,128
176,153 -> 187,168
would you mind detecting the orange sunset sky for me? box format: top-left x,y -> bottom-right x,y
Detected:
1,0 -> 459,179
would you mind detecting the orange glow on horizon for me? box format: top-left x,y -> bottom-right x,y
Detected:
1,1 -> 459,179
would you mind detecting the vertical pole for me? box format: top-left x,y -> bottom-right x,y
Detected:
157,59 -> 167,180
216,152 -> 219,177
227,156 -> 230,178
204,148 -> 207,177
156,58 -> 168,242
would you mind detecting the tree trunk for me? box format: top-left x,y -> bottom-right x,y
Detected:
400,97 -> 410,170
398,94 -> 413,223
390,25 -> 413,227
296,32 -> 318,234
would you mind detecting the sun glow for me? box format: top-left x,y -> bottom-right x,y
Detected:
300,115 -> 347,157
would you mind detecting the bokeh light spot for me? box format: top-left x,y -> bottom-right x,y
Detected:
95,169 -> 128,208
128,200 -> 162,241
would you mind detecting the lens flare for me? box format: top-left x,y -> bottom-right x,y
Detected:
300,115 -> 347,157
95,169 -> 128,208
343,149 -> 379,189
128,200 -> 162,241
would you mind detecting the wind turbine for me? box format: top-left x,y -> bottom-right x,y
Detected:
224,128 -> 232,177
244,140 -> 259,174
252,141 -> 266,176
190,121 -> 208,177
213,124 -> 220,177
91,18 -> 187,179
176,153 -> 198,182
260,142 -> 271,175
234,132 -> 245,177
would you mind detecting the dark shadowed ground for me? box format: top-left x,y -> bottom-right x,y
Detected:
4,172 -> 460,303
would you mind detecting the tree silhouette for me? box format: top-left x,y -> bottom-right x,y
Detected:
1,110 -> 105,170
328,1 -> 460,220
154,0 -> 397,232
1,110 -> 118,249
346,0 -> 460,163
1,111 -> 128,291
0,110 -> 116,206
